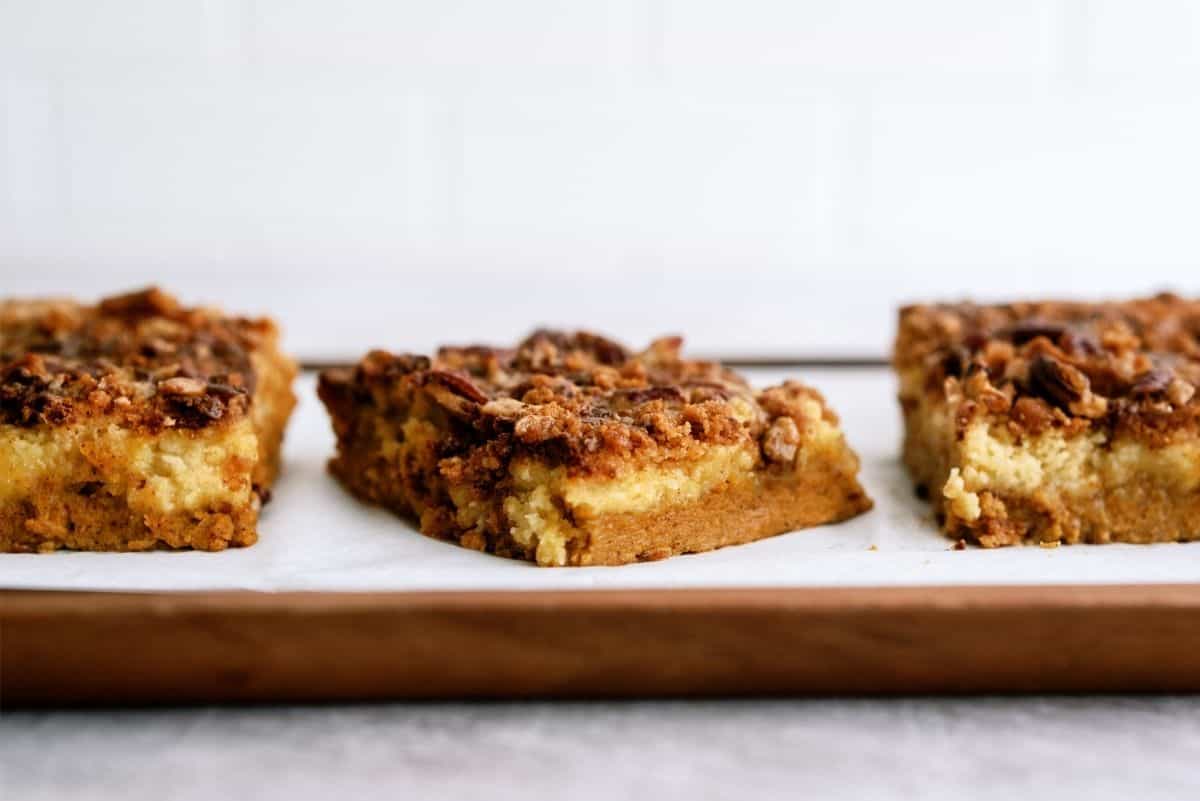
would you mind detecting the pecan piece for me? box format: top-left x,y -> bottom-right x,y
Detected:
480,397 -> 525,419
1060,329 -> 1102,358
428,370 -> 489,404
940,346 -> 971,378
1167,378 -> 1196,407
98,287 -> 179,317
997,319 -> 1068,346
1130,368 -> 1173,396
358,351 -> 431,380
167,394 -> 225,427
1008,396 -> 1055,435
579,332 -> 631,366
762,417 -> 801,464
1070,391 -> 1109,419
514,413 -> 565,443
157,376 -> 207,397
617,386 -> 686,405
1029,355 -> 1089,410
205,380 -> 248,398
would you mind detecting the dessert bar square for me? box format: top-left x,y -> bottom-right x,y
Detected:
0,288 -> 297,552
319,331 -> 871,566
896,294 -> 1200,547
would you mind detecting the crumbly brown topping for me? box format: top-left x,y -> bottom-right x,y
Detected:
896,294 -> 1200,442
319,330 -> 835,478
0,288 -> 278,430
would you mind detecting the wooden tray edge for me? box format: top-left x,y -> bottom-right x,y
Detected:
4,584 -> 1200,704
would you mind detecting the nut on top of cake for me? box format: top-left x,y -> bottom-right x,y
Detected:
319,330 -> 872,566
895,293 -> 1200,547
0,288 -> 297,552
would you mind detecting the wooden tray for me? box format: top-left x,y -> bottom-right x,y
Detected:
6,584 -> 1200,705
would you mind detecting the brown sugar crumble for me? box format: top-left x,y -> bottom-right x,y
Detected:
895,293 -> 1200,547
319,330 -> 872,566
0,288 -> 297,552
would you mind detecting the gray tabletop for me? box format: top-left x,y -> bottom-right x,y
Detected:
5,698 -> 1200,800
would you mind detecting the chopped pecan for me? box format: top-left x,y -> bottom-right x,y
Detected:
358,351 -> 430,380
575,332 -> 630,366
139,337 -> 178,358
480,397 -> 525,419
1029,355 -> 1089,409
514,330 -> 629,370
97,287 -> 180,317
640,336 -> 683,366
1069,391 -> 1109,419
940,346 -> 970,378
963,369 -> 1012,413
513,413 -> 566,443
762,417 -> 801,463
167,393 -> 225,427
1009,396 -> 1057,435
428,370 -> 489,404
616,386 -> 686,405
997,319 -> 1067,345
1100,322 -> 1141,353
1167,378 -> 1196,407
684,382 -> 733,402
157,376 -> 207,397
205,380 -> 247,398
1130,368 -> 1173,396
1060,329 -> 1102,358
981,339 -> 1015,369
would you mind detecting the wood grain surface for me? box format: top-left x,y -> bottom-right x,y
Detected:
5,584 -> 1200,705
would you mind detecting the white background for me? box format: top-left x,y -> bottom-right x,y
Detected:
4,2 -> 1200,360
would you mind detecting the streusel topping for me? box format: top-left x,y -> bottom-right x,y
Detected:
896,294 -> 1200,442
319,330 -> 839,477
0,288 -> 276,430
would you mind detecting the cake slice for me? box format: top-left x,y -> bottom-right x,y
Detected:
319,331 -> 871,566
0,288 -> 297,552
896,294 -> 1200,547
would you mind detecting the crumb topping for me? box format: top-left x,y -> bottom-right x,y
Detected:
896,293 -> 1200,443
319,329 -> 836,478
0,288 -> 277,430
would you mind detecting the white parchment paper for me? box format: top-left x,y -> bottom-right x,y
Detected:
3,369 -> 1199,592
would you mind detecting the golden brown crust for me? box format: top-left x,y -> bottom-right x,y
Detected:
0,489 -> 258,553
320,330 -> 872,566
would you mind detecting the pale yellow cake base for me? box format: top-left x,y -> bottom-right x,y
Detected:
901,369 -> 1200,547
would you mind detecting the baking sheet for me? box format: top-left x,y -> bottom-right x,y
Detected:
3,369 -> 1199,592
